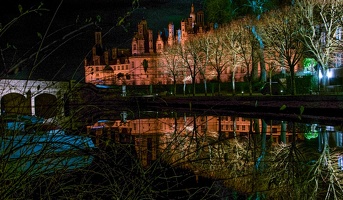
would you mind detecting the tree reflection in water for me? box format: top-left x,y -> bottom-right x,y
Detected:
88,110 -> 343,199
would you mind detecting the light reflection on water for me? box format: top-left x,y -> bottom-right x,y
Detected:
87,110 -> 343,198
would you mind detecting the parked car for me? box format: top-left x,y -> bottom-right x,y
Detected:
260,82 -> 286,95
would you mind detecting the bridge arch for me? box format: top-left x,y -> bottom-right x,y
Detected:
0,79 -> 71,119
35,93 -> 58,118
1,93 -> 31,115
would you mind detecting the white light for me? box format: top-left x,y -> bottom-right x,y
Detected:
327,69 -> 333,78
319,70 -> 323,79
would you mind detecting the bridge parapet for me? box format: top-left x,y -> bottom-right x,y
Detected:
0,79 -> 72,117
0,79 -> 70,97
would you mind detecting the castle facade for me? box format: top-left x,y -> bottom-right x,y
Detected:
84,4 -> 300,88
84,4 -> 222,86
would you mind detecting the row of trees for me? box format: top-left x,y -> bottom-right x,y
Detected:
159,0 -> 343,96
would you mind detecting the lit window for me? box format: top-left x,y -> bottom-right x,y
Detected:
336,27 -> 342,40
338,155 -> 343,170
335,53 -> 342,68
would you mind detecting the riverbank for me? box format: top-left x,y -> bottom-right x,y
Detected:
137,94 -> 343,125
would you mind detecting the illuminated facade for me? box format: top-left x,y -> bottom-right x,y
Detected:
84,4 -> 245,86
84,4 -> 343,88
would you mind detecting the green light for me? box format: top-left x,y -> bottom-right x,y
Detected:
303,58 -> 317,70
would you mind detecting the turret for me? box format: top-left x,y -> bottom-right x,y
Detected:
168,22 -> 174,46
156,31 -> 164,53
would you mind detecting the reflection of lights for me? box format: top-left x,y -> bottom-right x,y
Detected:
326,125 -> 335,131
304,130 -> 318,140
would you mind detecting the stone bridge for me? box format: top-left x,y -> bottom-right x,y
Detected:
0,79 -> 73,118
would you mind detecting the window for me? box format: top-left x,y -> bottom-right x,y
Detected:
126,65 -> 128,70
158,44 -> 161,50
133,44 -> 137,50
338,155 -> 343,170
242,125 -> 245,131
336,27 -> 342,40
335,53 -> 342,68
122,65 -> 124,70
337,132 -> 343,147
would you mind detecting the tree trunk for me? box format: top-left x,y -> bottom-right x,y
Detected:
173,79 -> 177,96
251,46 -> 260,82
259,49 -> 267,82
204,78 -> 207,96
217,73 -> 221,95
231,71 -> 236,96
290,65 -> 296,95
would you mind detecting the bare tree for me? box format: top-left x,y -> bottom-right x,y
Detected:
296,0 -> 343,91
221,22 -> 245,96
159,45 -> 185,95
259,6 -> 305,95
233,17 -> 258,95
197,34 -> 213,96
206,29 -> 231,95
178,38 -> 202,96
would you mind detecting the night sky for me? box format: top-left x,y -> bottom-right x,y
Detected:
1,0 -> 203,82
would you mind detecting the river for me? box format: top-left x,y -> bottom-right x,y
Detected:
84,107 -> 343,199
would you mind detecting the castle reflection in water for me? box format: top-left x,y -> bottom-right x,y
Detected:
86,111 -> 343,168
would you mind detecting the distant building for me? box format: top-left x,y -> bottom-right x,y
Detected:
84,4 -> 217,86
